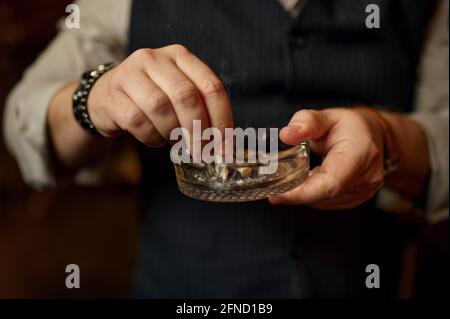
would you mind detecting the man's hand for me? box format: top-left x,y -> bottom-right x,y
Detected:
269,108 -> 387,210
88,45 -> 233,147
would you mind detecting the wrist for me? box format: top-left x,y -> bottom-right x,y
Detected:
381,112 -> 430,196
73,63 -> 116,137
354,106 -> 399,177
87,69 -> 113,136
355,107 -> 430,198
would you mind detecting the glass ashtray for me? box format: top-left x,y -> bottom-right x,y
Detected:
174,141 -> 310,202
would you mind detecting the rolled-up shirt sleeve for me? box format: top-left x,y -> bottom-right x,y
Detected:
411,0 -> 449,222
2,0 -> 130,189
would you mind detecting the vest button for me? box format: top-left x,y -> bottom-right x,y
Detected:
287,35 -> 307,48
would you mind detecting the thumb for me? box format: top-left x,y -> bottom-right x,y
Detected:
280,110 -> 335,145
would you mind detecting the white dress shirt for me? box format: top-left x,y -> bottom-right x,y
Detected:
3,0 -> 449,222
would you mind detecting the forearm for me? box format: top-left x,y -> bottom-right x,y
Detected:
47,80 -> 112,172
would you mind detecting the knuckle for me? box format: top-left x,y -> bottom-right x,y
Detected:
201,78 -> 226,99
173,81 -> 198,107
293,109 -> 317,129
109,69 -> 122,90
168,44 -> 190,55
124,48 -> 167,77
146,91 -> 172,115
130,48 -> 160,67
123,109 -> 147,129
131,48 -> 153,61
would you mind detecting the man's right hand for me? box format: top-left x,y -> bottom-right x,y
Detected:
88,45 -> 233,147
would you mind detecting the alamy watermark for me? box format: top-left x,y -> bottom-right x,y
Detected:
365,264 -> 380,289
65,4 -> 80,29
64,3 -> 381,33
170,120 -> 279,174
365,4 -> 381,29
65,264 -> 80,289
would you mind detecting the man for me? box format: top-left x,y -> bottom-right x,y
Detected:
3,0 -> 449,297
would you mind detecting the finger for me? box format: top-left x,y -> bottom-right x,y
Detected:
268,166 -> 337,205
112,91 -> 165,147
279,110 -> 336,146
119,71 -> 179,140
268,174 -> 363,207
173,46 -> 233,134
142,51 -> 210,156
268,148 -> 354,205
269,158 -> 380,207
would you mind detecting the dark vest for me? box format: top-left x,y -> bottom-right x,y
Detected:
128,0 -> 435,298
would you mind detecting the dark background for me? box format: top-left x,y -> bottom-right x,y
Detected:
0,1 -> 447,298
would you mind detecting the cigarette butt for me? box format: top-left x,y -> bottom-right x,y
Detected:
237,167 -> 252,177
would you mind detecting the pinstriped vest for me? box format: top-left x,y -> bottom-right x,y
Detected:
128,0 -> 435,298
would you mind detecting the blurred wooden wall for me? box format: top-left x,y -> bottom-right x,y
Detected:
0,0 -> 140,298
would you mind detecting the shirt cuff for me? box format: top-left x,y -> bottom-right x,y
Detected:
410,112 -> 449,220
3,80 -> 65,189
